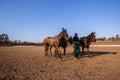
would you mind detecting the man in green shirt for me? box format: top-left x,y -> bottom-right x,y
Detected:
73,33 -> 79,42
73,33 -> 81,58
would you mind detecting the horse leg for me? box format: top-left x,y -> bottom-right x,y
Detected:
56,47 -> 62,60
54,48 -> 57,57
54,47 -> 59,58
54,42 -> 62,60
87,47 -> 89,53
50,46 -> 52,56
81,47 -> 84,55
87,47 -> 91,57
63,47 -> 66,55
45,45 -> 49,56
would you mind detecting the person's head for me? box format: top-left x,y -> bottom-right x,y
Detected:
74,33 -> 78,36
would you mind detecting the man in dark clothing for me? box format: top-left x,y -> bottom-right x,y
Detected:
73,33 -> 81,58
73,33 -> 79,42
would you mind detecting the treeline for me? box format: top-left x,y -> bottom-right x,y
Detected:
0,33 -> 42,46
1,33 -> 120,46
96,34 -> 120,41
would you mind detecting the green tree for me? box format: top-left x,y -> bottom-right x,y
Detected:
0,33 -> 9,45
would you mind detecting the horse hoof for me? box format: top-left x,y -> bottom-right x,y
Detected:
88,55 -> 93,58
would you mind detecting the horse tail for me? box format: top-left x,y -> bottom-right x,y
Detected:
42,39 -> 46,45
42,38 -> 47,45
43,38 -> 49,56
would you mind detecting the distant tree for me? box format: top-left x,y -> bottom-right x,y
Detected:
0,35 -> 2,41
0,33 -> 41,46
0,35 -> 3,45
0,34 -> 4,42
112,36 -> 115,41
0,33 -> 9,45
103,37 -> 106,41
116,34 -> 119,39
15,40 -> 17,43
2,33 -> 9,42
4,34 -> 9,43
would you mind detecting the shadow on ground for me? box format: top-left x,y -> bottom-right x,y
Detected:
62,51 -> 117,61
89,51 -> 117,57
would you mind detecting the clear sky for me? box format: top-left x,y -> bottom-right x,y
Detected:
0,0 -> 120,42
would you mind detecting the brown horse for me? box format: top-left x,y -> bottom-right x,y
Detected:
43,28 -> 69,59
79,32 -> 96,55
49,36 -> 72,56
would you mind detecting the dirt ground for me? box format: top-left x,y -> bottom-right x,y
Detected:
0,45 -> 120,80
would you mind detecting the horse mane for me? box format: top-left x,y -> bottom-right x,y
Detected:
87,32 -> 93,38
86,32 -> 94,41
58,30 -> 65,37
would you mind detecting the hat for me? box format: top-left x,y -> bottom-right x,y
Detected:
74,33 -> 78,35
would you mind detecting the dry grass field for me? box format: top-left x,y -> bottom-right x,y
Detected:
0,42 -> 120,80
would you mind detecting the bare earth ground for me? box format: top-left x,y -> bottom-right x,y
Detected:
0,43 -> 120,80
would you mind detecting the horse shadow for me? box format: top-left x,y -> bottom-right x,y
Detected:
88,51 -> 117,57
63,51 -> 117,61
62,53 -> 75,61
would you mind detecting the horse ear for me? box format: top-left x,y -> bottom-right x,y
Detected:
62,27 -> 64,31
94,32 -> 96,34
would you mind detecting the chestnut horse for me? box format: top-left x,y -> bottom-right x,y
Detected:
49,36 -> 72,56
43,28 -> 69,59
79,32 -> 96,55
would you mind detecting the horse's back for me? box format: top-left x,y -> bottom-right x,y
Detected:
79,37 -> 85,46
43,37 -> 59,46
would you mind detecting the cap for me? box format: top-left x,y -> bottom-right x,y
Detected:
74,33 -> 78,35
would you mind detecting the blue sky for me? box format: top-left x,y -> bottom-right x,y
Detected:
0,0 -> 120,42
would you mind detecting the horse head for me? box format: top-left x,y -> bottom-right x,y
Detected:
89,32 -> 96,42
60,27 -> 69,38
